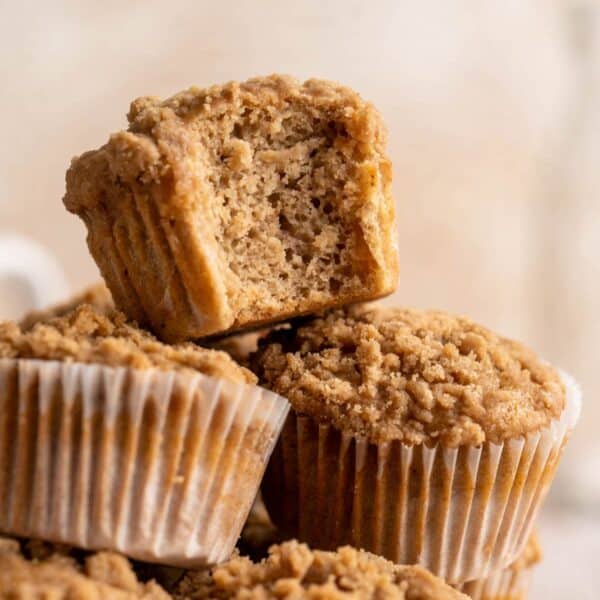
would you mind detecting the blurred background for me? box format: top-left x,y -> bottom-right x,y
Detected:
1,1 -> 598,595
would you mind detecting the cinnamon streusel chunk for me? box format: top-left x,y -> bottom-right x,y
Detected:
173,540 -> 467,600
253,305 -> 565,446
64,75 -> 398,341
1,303 -> 254,384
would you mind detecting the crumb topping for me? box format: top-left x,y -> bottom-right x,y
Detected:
173,540 -> 467,600
19,283 -> 114,331
1,304 -> 255,384
253,305 -> 565,446
0,537 -> 168,599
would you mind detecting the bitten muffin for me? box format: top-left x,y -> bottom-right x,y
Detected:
254,305 -> 580,583
458,533 -> 541,599
172,540 -> 468,600
0,536 -> 169,599
0,305 -> 289,567
63,74 -> 399,341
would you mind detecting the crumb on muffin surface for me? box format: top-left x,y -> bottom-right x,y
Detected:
0,536 -> 169,599
1,304 -> 255,384
253,305 -> 566,446
172,540 -> 467,600
19,282 -> 114,331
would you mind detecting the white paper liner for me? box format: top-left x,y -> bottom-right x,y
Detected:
0,358 -> 289,567
262,372 -> 580,584
458,563 -> 534,599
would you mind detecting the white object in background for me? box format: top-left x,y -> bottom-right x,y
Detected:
0,234 -> 68,316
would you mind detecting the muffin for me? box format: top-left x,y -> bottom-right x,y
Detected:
254,305 -> 581,583
0,536 -> 169,599
0,305 -> 289,566
63,74 -> 399,342
19,282 -> 113,331
458,533 -> 541,599
172,540 -> 468,599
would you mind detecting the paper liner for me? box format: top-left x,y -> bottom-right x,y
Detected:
262,372 -> 580,584
0,358 -> 289,567
457,563 -> 533,600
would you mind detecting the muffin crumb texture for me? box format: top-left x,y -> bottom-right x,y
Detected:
253,305 -> 566,445
173,540 -> 467,599
0,537 -> 168,599
64,74 -> 398,341
1,304 -> 255,384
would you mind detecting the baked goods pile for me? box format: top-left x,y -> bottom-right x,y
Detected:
0,75 -> 580,599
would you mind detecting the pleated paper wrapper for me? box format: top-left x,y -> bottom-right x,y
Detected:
263,372 -> 580,584
457,561 -> 534,600
0,358 -> 289,567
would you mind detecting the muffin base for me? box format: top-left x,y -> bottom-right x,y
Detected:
0,358 -> 288,567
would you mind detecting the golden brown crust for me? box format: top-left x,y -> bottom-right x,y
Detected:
0,537 -> 169,599
173,540 -> 467,600
19,282 -> 114,330
1,304 -> 255,384
64,74 -> 399,342
253,305 -> 565,446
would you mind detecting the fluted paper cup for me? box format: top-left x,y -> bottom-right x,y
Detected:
262,372 -> 580,584
0,358 -> 289,567
457,563 -> 534,600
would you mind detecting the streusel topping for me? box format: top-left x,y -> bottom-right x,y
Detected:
19,282 -> 114,331
1,304 -> 255,384
173,540 -> 467,600
253,305 -> 565,446
0,537 -> 168,599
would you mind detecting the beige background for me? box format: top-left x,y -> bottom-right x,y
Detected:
1,1 -> 599,594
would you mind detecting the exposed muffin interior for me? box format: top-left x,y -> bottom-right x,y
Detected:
1,304 -> 255,384
173,540 -> 467,600
64,75 -> 398,340
253,305 -> 566,446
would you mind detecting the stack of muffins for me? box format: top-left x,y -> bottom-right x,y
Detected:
0,75 -> 580,599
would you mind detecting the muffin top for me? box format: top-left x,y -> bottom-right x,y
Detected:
253,305 -> 565,446
19,282 -> 114,331
0,537 -> 168,599
0,304 -> 255,385
173,540 -> 467,600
